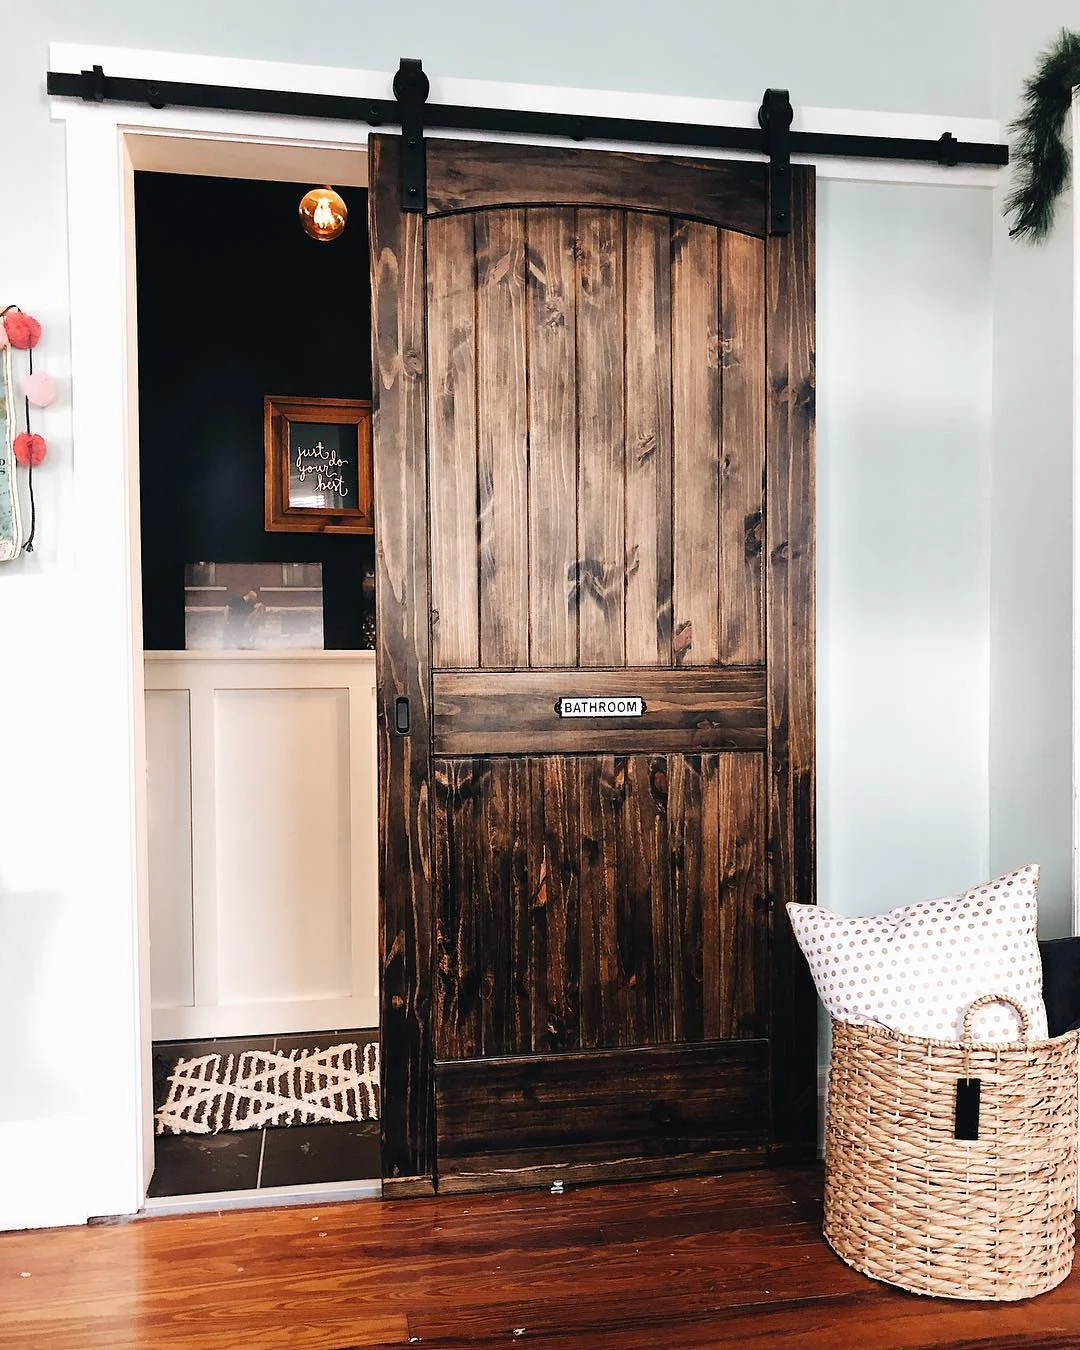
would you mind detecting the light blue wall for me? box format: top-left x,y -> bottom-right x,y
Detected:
818,179 -> 993,917
14,0 -> 995,113
990,4 -> 1076,938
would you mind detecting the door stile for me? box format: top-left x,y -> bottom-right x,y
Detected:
765,164 -> 817,1158
370,135 -> 437,1193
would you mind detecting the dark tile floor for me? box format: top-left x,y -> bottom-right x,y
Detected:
149,1030 -> 380,1198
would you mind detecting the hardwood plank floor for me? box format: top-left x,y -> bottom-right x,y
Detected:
0,1166 -> 1077,1348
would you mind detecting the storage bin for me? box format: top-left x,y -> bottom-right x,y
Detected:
824,994 -> 1079,1300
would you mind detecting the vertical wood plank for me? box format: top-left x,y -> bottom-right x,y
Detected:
625,214 -> 674,667
433,759 -> 482,1061
507,757 -> 532,1055
699,755 -> 723,1041
526,209 -> 578,668
427,213 -> 479,669
720,231 -> 766,666
717,752 -> 769,1039
671,220 -> 721,667
647,756 -> 674,1044
578,756 -> 614,1047
474,759 -> 513,1057
613,756 -> 662,1045
668,755 -> 718,1043
477,210 -> 529,668
370,136 -> 434,1184
597,758 -> 628,1044
576,209 -> 626,667
530,758 -> 582,1053
767,167 -> 817,1155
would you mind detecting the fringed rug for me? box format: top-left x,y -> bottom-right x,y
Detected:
155,1041 -> 380,1136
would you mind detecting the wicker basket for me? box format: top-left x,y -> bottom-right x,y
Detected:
824,994 -> 1079,1300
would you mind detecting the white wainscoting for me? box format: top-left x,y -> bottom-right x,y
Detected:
144,651 -> 378,1040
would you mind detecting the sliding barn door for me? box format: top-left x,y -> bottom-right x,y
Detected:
371,135 -> 815,1194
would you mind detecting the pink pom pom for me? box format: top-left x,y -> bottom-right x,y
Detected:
3,312 -> 42,350
21,371 -> 56,408
13,432 -> 47,467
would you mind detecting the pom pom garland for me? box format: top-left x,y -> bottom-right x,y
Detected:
1,303 -> 53,555
3,311 -> 42,349
13,432 -> 47,467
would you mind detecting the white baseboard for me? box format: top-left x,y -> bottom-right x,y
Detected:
0,1118 -> 89,1231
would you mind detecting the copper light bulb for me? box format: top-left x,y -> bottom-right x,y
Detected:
299,186 -> 348,242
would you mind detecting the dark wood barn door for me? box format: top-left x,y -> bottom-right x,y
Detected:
370,136 -> 815,1194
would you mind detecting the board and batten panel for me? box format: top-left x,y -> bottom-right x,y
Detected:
144,653 -> 378,1040
213,686 -> 352,1007
145,689 -> 195,1010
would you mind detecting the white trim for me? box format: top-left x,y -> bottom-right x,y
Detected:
1070,91 -> 1080,1216
144,649 -> 376,664
140,1178 -> 380,1218
50,42 -> 1005,189
64,107 -> 148,1223
1074,89 -> 1080,944
0,1119 -> 90,1231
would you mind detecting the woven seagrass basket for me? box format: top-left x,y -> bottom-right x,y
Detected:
824,994 -> 1079,1301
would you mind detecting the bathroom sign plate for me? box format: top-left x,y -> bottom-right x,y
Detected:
554,696 -> 646,718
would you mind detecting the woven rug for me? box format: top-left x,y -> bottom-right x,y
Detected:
155,1041 -> 380,1136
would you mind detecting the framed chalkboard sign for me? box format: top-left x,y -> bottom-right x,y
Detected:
264,394 -> 373,534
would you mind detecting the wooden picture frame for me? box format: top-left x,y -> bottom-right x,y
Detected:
264,395 -> 373,534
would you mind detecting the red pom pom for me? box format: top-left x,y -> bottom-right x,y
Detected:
13,432 -> 47,466
4,312 -> 42,349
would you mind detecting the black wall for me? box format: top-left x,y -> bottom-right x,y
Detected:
135,173 -> 373,650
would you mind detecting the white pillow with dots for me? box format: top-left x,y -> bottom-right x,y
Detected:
787,864 -> 1048,1043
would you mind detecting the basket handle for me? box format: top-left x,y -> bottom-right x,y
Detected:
960,993 -> 1030,1045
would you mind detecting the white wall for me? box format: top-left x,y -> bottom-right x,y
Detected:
989,3 -> 1076,939
0,1 -> 1043,1229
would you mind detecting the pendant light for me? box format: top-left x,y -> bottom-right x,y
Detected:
298,185 -> 348,242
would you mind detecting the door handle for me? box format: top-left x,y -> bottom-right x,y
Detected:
394,696 -> 411,735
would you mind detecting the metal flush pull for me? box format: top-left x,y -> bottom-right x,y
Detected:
394,696 -> 411,735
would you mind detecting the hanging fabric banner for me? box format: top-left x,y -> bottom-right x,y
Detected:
0,343 -> 22,561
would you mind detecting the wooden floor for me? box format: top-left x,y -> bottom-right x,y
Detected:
1,1166 -> 1078,1348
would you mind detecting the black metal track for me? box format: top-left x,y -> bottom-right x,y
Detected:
45,68 -> 1009,169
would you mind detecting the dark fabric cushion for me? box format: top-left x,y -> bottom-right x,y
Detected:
1039,937 -> 1080,1036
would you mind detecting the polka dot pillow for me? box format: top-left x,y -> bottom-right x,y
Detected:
787,865 -> 1048,1043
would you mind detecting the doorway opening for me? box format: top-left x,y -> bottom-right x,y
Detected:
129,140 -> 381,1207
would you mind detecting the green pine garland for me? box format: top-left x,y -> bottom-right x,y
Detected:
1006,28 -> 1080,242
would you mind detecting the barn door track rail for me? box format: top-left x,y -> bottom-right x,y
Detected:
46,57 -> 1008,234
